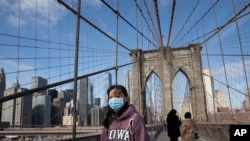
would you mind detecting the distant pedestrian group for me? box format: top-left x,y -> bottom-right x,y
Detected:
166,109 -> 198,141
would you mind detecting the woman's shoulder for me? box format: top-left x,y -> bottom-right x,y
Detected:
130,112 -> 142,121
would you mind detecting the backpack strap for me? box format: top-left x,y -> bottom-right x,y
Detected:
125,113 -> 137,140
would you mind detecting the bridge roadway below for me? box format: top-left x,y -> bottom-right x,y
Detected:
0,126 -> 103,136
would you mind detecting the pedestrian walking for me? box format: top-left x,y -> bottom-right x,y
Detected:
166,109 -> 181,141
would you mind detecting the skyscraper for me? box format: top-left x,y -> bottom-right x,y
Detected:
32,94 -> 51,126
215,89 -> 227,108
0,67 -> 6,122
78,77 -> 88,125
124,70 -> 133,103
87,80 -> 94,115
203,69 -> 215,113
1,81 -> 31,126
31,76 -> 50,126
48,89 -> 58,102
91,107 -> 103,126
51,98 -> 63,125
58,89 -> 74,107
103,72 -> 112,106
94,98 -> 101,107
31,76 -> 48,96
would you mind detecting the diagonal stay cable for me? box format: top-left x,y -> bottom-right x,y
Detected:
166,0 -> 176,47
173,0 -> 220,46
171,0 -> 200,46
57,0 -> 131,52
100,0 -> 159,48
152,0 -> 164,47
201,2 -> 250,45
0,62 -> 133,103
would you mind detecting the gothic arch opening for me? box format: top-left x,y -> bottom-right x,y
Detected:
145,72 -> 163,123
130,44 -> 207,121
172,69 -> 192,118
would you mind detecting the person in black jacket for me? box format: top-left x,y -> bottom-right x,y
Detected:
166,109 -> 181,141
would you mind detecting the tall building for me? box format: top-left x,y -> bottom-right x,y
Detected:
178,101 -> 192,119
88,80 -> 94,107
91,107 -> 103,126
64,89 -> 74,102
78,77 -> 88,125
58,89 -> 74,108
0,67 -> 6,122
51,98 -> 64,125
242,100 -> 247,111
1,81 -> 31,126
245,88 -> 250,110
124,70 -> 133,104
31,76 -> 48,96
32,94 -> 51,126
203,69 -> 215,113
31,76 -> 50,126
48,89 -> 58,102
103,72 -> 112,106
94,98 -> 101,107
87,80 -> 94,122
215,89 -> 227,108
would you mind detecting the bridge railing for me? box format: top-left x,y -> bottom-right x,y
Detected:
197,122 -> 250,141
0,124 -> 163,141
197,123 -> 229,141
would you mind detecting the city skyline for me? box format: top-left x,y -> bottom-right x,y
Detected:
0,0 -> 249,127
0,71 -> 106,127
0,0 -> 249,140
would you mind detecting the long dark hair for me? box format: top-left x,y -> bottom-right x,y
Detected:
107,85 -> 128,97
102,85 -> 129,128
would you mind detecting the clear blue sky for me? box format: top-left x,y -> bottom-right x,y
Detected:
0,0 -> 249,110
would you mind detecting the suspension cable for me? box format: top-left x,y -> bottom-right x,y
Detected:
231,0 -> 250,100
211,0 -> 234,122
166,0 -> 176,47
57,0 -> 131,52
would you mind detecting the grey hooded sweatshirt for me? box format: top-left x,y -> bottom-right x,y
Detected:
101,105 -> 150,141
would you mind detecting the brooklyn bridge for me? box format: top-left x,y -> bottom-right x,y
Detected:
0,0 -> 250,140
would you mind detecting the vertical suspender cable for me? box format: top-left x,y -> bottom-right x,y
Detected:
115,0 -> 119,84
200,0 -> 218,122
73,0 -> 81,140
48,0 -> 51,85
211,0 -> 234,122
12,0 -> 22,127
231,0 -> 250,100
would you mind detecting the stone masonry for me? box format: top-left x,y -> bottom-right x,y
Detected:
130,44 -> 208,122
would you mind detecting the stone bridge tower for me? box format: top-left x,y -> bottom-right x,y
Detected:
130,43 -> 208,122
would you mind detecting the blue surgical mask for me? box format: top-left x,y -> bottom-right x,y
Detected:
108,98 -> 125,113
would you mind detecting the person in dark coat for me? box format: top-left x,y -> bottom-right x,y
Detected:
166,109 -> 181,141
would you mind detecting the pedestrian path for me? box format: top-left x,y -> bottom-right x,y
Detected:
156,131 -> 169,141
156,131 -> 217,141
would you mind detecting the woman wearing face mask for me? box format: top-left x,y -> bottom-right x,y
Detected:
101,85 -> 149,141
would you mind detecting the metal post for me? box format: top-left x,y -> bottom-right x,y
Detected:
73,0 -> 81,140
